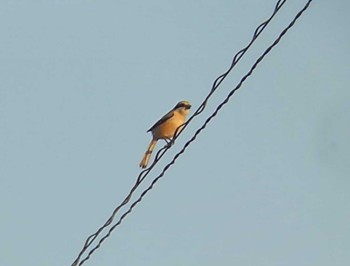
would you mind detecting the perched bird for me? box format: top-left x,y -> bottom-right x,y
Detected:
139,100 -> 191,168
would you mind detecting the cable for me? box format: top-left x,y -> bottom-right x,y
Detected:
72,0 -> 313,265
71,0 -> 288,264
71,0 -> 287,263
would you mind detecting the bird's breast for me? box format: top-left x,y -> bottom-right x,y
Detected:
152,114 -> 185,140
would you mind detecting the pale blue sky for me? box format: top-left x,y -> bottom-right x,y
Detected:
1,1 -> 349,265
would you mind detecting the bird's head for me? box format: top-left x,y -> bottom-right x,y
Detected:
174,100 -> 191,115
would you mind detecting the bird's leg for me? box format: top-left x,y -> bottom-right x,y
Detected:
164,137 -> 174,148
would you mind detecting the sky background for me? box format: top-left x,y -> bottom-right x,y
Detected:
1,0 -> 349,265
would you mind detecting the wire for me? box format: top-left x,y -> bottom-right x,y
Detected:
71,0 -> 313,265
71,1 -> 286,264
71,1 -> 288,264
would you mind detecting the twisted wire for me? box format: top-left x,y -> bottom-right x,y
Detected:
74,0 -> 313,265
71,0 -> 287,264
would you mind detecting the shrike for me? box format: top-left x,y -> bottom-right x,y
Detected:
139,100 -> 191,168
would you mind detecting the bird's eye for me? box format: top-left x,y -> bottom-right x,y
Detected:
177,103 -> 190,108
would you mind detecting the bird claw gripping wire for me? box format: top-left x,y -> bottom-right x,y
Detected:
164,137 -> 174,147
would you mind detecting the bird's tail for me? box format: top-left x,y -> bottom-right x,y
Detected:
139,139 -> 157,168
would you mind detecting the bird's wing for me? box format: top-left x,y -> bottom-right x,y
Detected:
147,110 -> 174,132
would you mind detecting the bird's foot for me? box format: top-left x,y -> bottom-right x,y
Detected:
164,137 -> 174,148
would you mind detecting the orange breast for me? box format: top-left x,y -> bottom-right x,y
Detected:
152,113 -> 185,140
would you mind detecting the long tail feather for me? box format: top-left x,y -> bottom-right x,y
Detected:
139,139 -> 157,168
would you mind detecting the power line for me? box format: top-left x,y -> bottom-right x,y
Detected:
71,1 -> 288,264
71,0 -> 313,265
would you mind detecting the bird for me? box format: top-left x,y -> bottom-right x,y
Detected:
139,100 -> 192,168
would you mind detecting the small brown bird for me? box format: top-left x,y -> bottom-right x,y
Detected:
139,100 -> 191,168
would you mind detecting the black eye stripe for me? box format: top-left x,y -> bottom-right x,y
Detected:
175,103 -> 191,109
